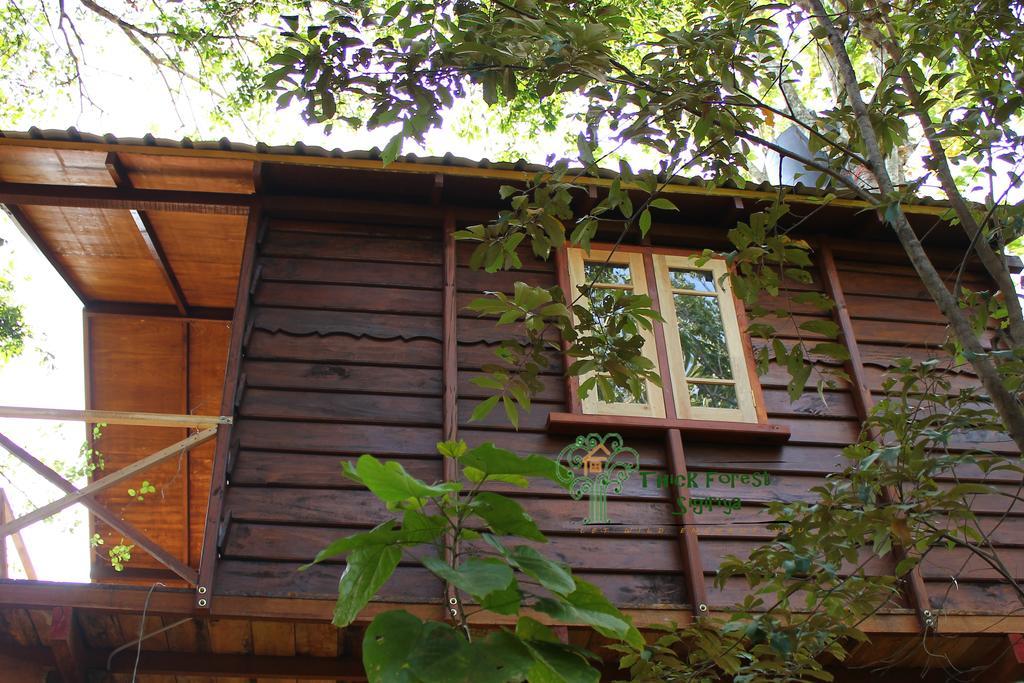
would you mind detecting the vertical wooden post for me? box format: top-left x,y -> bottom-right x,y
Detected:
195,203 -> 262,610
182,320 -> 192,568
441,208 -> 462,624
641,252 -> 709,615
442,207 -> 459,449
818,239 -> 933,631
0,489 -> 7,579
49,606 -> 86,683
553,245 -> 582,414
0,488 -> 35,580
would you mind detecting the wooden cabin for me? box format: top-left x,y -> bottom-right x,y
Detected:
0,128 -> 1021,681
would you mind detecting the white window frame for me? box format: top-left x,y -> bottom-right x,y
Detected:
653,253 -> 759,423
566,248 -> 666,419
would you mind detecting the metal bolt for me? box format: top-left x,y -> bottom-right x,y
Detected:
698,603 -> 708,613
198,586 -> 208,595
197,598 -> 208,608
449,597 -> 458,605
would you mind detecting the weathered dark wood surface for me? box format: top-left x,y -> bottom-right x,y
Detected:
211,216 -> 1022,620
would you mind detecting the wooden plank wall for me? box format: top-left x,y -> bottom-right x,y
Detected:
832,255 -> 1024,617
212,216 -> 1020,621
87,314 -> 229,579
217,217 -> 691,607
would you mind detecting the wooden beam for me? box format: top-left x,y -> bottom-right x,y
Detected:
441,207 -> 461,623
0,135 -> 954,216
554,245 -> 582,414
1,578 -> 1009,633
85,302 -> 232,321
546,412 -> 791,443
196,206 -> 263,610
442,209 -> 458,447
0,489 -> 35,580
431,174 -> 444,205
0,432 -> 197,584
48,607 -> 86,683
106,153 -> 190,315
0,181 -> 253,215
0,428 -> 218,539
0,491 -> 5,579
638,249 -> 709,615
0,406 -> 230,428
260,193 -> 495,223
1,204 -> 89,304
106,650 -> 366,679
817,239 -> 934,632
666,430 -> 709,616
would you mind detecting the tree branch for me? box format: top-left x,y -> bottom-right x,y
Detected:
801,0 -> 1024,451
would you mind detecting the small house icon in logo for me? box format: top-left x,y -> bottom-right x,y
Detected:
557,433 -> 639,525
580,442 -> 610,475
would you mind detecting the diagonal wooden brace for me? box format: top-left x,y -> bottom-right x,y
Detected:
0,432 -> 199,584
0,428 -> 216,584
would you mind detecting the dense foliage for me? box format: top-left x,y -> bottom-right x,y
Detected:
307,441 -> 643,682
260,0 -> 1024,679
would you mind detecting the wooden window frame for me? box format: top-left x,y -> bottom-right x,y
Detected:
653,253 -> 760,423
566,248 -> 666,419
565,244 -> 766,426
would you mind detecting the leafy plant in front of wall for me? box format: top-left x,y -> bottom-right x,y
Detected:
306,440 -> 644,683
90,533 -> 135,573
127,480 -> 157,502
56,423 -> 107,484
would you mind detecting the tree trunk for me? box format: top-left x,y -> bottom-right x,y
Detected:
802,0 -> 1024,452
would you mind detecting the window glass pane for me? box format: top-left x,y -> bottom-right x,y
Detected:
597,376 -> 648,405
670,269 -> 715,293
689,383 -> 738,409
584,262 -> 632,286
674,293 -> 733,379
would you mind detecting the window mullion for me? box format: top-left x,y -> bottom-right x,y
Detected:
641,251 -> 677,420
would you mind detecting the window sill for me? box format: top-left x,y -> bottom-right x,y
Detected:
546,412 -> 791,444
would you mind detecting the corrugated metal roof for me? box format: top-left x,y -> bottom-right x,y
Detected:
0,126 -> 951,207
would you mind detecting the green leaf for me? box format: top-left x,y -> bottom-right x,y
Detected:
458,443 -> 568,485
333,543 -> 401,627
470,395 -> 500,423
302,519 -> 439,569
437,440 -> 469,460
480,583 -> 522,616
473,630 -> 535,682
464,467 -> 529,488
506,545 -> 575,595
522,640 -> 599,683
421,556 -> 514,600
365,614 -> 535,683
343,455 -> 460,509
809,342 -> 851,362
798,319 -> 840,337
381,134 -> 403,165
502,395 -> 520,429
408,621 -> 474,681
534,579 -> 643,648
638,209 -> 652,236
470,492 -> 546,541
363,611 -> 424,683
649,197 -> 678,211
